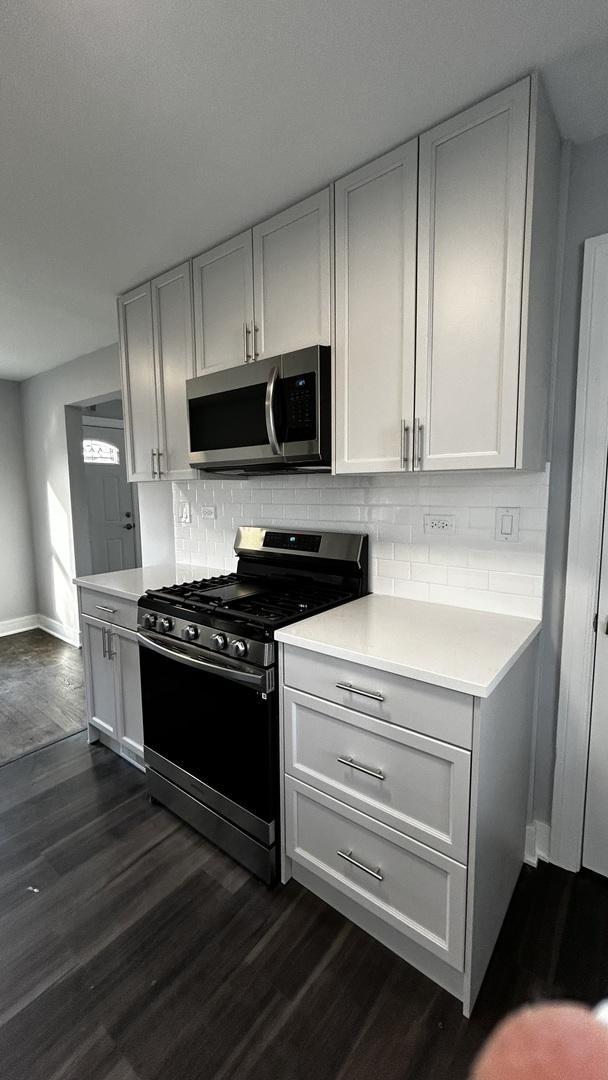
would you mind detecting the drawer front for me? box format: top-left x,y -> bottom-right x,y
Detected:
284,689 -> 470,861
283,646 -> 473,749
79,588 -> 138,631
286,778 -> 466,970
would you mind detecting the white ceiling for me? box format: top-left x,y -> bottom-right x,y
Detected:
2,0 -> 608,381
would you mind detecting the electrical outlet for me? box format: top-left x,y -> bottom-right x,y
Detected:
200,505 -> 216,520
495,507 -> 520,542
423,514 -> 456,535
178,501 -> 191,525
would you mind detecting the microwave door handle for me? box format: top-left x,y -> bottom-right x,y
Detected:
265,366 -> 281,456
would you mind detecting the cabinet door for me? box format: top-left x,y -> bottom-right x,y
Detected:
112,626 -> 144,756
252,189 -> 331,361
193,231 -> 254,373
416,79 -> 530,470
82,616 -> 117,737
118,283 -> 159,481
335,144 -> 418,473
152,261 -> 195,480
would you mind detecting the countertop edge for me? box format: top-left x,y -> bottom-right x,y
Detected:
74,577 -> 141,602
275,620 -> 541,698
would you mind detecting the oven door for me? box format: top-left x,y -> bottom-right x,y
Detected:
138,632 -> 278,876
187,357 -> 284,469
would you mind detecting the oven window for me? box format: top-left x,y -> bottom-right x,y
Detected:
140,646 -> 276,823
189,382 -> 270,452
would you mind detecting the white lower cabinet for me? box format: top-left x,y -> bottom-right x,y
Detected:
81,600 -> 144,765
280,639 -> 538,1015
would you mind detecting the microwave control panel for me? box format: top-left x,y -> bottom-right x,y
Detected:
283,372 -> 317,439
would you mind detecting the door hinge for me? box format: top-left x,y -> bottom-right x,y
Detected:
593,612 -> 598,633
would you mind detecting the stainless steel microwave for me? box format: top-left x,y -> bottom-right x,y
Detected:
187,345 -> 331,473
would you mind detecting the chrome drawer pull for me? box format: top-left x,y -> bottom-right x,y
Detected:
337,756 -> 385,781
95,605 -> 117,614
336,682 -> 384,702
337,848 -> 383,881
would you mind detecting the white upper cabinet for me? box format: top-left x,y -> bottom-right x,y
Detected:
118,283 -> 159,482
334,142 -> 418,473
252,189 -> 332,361
152,261 -> 195,479
415,76 -> 560,472
119,262 -> 195,481
193,231 -> 254,373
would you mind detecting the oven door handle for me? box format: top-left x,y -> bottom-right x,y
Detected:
137,632 -> 273,692
264,365 -> 282,456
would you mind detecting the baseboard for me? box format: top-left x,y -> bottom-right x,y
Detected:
525,820 -> 552,867
0,614 -> 39,638
37,615 -> 81,648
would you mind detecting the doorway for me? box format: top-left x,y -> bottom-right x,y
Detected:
67,394 -> 141,578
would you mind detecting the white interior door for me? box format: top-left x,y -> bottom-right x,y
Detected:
584,480 -> 608,877
83,425 -> 138,574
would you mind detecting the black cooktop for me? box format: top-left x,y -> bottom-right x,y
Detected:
144,573 -> 354,631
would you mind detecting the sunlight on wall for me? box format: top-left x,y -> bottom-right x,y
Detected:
47,482 -> 76,629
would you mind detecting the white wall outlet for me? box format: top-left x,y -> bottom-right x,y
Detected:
423,513 -> 456,535
200,505 -> 216,520
178,501 -> 191,525
495,506 -> 520,542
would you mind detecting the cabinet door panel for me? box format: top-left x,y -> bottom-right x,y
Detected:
152,262 -> 194,479
335,144 -> 418,473
253,190 -> 331,361
193,232 -> 254,373
118,283 -> 158,481
82,616 -> 117,736
113,626 -> 144,755
416,79 -> 530,470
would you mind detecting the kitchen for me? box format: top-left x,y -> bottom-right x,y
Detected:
2,3 -> 608,1077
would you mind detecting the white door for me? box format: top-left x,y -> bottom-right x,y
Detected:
584,461 -> 608,876
118,283 -> 160,481
112,626 -> 144,755
82,616 -> 117,737
416,78 -> 530,471
193,231 -> 254,373
152,261 -> 195,479
82,425 -> 138,574
252,189 -> 331,361
334,143 -> 418,473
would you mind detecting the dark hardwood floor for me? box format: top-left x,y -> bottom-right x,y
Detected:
0,733 -> 606,1080
0,629 -> 85,764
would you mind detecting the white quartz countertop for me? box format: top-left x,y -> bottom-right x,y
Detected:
275,594 -> 541,698
74,564 -> 225,603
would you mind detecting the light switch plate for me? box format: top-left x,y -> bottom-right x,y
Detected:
495,506 -> 520,542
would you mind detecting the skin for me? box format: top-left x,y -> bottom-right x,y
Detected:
473,1004 -> 608,1080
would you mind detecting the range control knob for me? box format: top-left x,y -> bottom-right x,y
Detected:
158,617 -> 173,634
211,633 -> 228,651
231,639 -> 248,659
141,613 -> 157,631
183,625 -> 199,642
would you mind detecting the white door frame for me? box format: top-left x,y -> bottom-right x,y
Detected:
551,233 -> 608,870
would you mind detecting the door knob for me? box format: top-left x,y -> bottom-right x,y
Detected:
123,523 -> 134,530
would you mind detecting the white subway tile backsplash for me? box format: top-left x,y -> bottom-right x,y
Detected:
173,466 -> 549,618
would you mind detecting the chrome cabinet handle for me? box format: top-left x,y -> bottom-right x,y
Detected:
156,449 -> 163,477
337,848 -> 383,882
253,324 -> 260,360
414,418 -> 424,469
265,366 -> 281,456
336,682 -> 384,702
101,626 -> 107,659
402,421 -> 410,469
243,322 -> 253,363
106,629 -> 115,660
96,605 -> 117,614
151,448 -> 158,479
337,756 -> 385,781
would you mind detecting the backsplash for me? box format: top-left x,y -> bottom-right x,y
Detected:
172,468 -> 549,619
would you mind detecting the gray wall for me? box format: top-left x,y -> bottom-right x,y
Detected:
534,133 -> 608,825
21,345 -> 122,639
0,380 -> 36,624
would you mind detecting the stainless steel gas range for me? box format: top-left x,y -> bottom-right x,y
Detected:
137,526 -> 368,885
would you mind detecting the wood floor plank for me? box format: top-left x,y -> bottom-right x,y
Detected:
1,733 -> 607,1080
